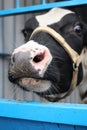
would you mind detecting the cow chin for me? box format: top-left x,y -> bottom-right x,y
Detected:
16,77 -> 68,102
17,77 -> 51,92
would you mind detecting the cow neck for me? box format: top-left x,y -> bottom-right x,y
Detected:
30,26 -> 83,97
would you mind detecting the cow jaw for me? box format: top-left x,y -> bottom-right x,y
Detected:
18,77 -> 51,92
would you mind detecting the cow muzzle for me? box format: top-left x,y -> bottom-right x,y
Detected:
8,40 -> 52,92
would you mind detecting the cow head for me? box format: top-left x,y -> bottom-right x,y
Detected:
8,8 -> 87,102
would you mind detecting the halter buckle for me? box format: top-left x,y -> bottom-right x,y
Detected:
73,63 -> 79,71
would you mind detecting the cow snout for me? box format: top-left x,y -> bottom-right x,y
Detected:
10,40 -> 52,77
11,47 -> 45,65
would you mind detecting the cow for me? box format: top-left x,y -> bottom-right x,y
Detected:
8,5 -> 87,102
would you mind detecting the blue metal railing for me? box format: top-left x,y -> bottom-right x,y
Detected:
0,0 -> 87,16
0,100 -> 87,130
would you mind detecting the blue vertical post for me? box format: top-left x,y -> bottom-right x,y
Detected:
22,0 -> 27,101
42,0 -> 46,5
12,0 -> 17,100
16,0 -> 20,8
1,0 -> 5,98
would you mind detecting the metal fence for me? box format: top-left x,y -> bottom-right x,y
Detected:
0,0 -> 87,16
0,0 -> 87,103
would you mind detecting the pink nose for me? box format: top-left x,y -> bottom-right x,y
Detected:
11,41 -> 52,76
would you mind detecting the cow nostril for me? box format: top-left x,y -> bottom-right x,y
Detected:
33,52 -> 45,63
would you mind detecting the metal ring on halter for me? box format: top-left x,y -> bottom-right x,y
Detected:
73,63 -> 79,71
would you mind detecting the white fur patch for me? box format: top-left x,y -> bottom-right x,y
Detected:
36,8 -> 74,26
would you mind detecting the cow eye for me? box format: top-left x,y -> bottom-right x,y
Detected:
74,24 -> 82,35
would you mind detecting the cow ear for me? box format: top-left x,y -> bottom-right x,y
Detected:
22,29 -> 28,38
22,16 -> 38,41
67,5 -> 87,23
22,28 -> 33,41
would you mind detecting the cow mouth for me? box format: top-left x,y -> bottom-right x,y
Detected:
17,77 -> 51,92
13,77 -> 70,102
19,77 -> 41,86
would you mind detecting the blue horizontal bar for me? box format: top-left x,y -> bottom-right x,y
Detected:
0,100 -> 87,126
0,1 -> 87,16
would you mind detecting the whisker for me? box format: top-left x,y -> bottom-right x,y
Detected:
53,84 -> 60,92
45,71 -> 59,78
53,56 -> 67,62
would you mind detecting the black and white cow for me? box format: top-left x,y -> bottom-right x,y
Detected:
8,5 -> 87,102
